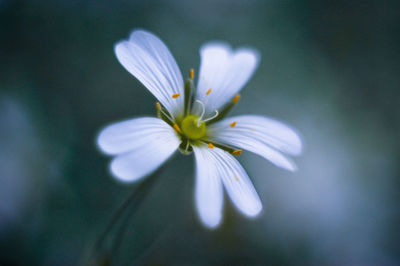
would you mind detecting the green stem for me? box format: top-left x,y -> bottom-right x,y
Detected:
86,169 -> 162,266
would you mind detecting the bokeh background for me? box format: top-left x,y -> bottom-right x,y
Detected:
1,0 -> 399,265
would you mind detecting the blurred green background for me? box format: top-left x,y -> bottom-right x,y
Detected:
1,0 -> 399,265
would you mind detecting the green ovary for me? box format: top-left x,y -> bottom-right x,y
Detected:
181,115 -> 206,140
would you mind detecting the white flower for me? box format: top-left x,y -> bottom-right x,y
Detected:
97,30 -> 302,228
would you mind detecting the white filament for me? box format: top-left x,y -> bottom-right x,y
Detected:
203,110 -> 219,123
195,100 -> 206,126
159,108 -> 175,124
195,100 -> 219,126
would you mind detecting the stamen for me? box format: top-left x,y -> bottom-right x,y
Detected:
233,94 -> 241,104
208,143 -> 214,149
232,149 -> 242,156
206,88 -> 212,95
184,72 -> 195,115
173,123 -> 182,133
172,93 -> 181,99
205,94 -> 241,124
203,110 -> 219,123
162,111 -> 174,123
202,141 -> 235,154
234,176 -> 240,181
230,121 -> 237,128
156,102 -> 175,125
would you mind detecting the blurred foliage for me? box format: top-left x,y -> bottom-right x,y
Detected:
0,0 -> 399,265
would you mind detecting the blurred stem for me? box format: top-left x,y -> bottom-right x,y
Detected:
86,169 -> 162,266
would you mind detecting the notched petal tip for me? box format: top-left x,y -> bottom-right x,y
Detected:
241,202 -> 263,218
109,162 -> 140,183
96,125 -> 119,155
196,41 -> 261,113
288,162 -> 298,172
109,157 -> 162,184
194,146 -> 263,223
113,29 -> 185,118
209,115 -> 303,171
129,28 -> 152,36
127,28 -> 162,43
97,117 -> 180,183
114,29 -> 155,53
236,47 -> 261,65
272,155 -> 298,172
293,129 -> 305,156
199,214 -> 222,230
199,41 -> 232,54
113,40 -> 130,65
199,41 -> 260,65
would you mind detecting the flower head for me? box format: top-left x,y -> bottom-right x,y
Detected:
97,30 -> 302,228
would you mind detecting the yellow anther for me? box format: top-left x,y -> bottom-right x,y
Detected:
232,94 -> 241,104
234,176 -> 240,181
189,68 -> 194,79
232,149 -> 242,156
206,88 -> 212,95
208,143 -> 214,149
172,93 -> 181,99
230,121 -> 237,128
155,102 -> 161,110
173,123 -> 182,133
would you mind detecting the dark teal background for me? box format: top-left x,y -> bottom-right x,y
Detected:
1,0 -> 399,265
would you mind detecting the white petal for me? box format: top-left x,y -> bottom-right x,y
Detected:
97,117 -> 176,155
97,117 -> 180,182
195,42 -> 259,115
208,115 -> 303,171
193,146 -> 224,228
115,30 -> 184,118
193,146 -> 262,218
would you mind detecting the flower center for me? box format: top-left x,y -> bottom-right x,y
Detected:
181,115 -> 206,140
